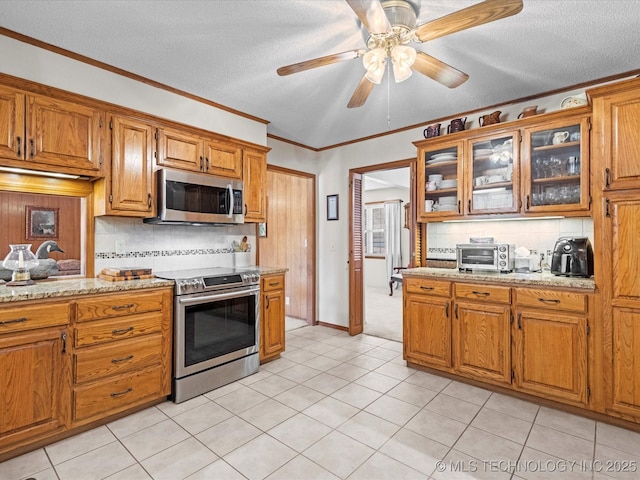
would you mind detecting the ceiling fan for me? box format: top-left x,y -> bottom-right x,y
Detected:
277,0 -> 523,108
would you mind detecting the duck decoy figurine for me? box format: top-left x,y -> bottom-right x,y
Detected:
30,241 -> 65,280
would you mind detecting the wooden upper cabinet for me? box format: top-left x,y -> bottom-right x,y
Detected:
204,138 -> 242,179
608,197 -> 640,302
26,94 -> 104,175
589,78 -> 640,191
0,86 -> 105,177
243,148 -> 266,222
157,127 -> 203,172
0,85 -> 25,161
110,116 -> 155,215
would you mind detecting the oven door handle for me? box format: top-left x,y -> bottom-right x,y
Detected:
178,287 -> 259,306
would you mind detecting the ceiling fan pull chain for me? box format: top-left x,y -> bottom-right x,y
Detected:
387,62 -> 391,129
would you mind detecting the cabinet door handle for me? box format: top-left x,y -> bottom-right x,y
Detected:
110,387 -> 133,397
525,194 -> 530,211
605,198 -> 611,217
468,199 -> 472,212
112,326 -> 134,335
517,313 -> 522,329
29,138 -> 34,158
605,168 -> 610,188
419,286 -> 434,291
111,355 -> 134,364
199,156 -> 204,170
0,317 -> 27,325
205,157 -> 209,171
445,303 -> 449,318
472,291 -> 490,297
266,296 -> 270,309
457,200 -> 461,214
112,303 -> 135,311
147,193 -> 152,208
538,298 -> 560,304
16,136 -> 21,157
61,332 -> 67,354
244,204 -> 248,216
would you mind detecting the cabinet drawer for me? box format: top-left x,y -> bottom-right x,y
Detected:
455,283 -> 511,304
75,312 -> 163,347
0,303 -> 68,334
75,291 -> 164,322
262,274 -> 284,292
73,365 -> 163,422
516,288 -> 588,313
74,334 -> 162,383
405,278 -> 451,297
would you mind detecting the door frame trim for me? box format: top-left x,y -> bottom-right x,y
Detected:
348,158 -> 417,335
258,164 -> 317,325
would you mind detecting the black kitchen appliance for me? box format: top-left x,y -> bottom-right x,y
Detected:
550,237 -> 594,277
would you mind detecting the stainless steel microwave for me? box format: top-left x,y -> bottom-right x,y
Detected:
144,168 -> 244,225
456,243 -> 515,273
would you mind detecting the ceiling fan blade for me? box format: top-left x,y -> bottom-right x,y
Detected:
346,0 -> 391,35
415,0 -> 523,43
277,49 -> 365,76
413,52 -> 469,89
347,75 -> 376,108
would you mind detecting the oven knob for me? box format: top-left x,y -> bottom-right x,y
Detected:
499,254 -> 506,259
251,273 -> 259,283
499,261 -> 506,267
190,279 -> 201,291
498,246 -> 506,252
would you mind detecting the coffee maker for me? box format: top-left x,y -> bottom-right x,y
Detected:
550,237 -> 594,277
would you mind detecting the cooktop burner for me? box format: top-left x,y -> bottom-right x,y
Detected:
154,266 -> 260,295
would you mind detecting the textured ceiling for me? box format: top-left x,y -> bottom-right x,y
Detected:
0,1 -> 639,149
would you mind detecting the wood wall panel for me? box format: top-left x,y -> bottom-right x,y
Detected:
0,191 -> 81,260
259,169 -> 314,322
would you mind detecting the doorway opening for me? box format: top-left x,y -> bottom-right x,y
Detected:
349,158 -> 417,341
257,165 -> 316,329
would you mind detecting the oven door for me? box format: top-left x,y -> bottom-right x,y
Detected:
175,285 -> 259,378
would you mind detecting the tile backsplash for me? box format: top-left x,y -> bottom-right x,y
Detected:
94,217 -> 257,274
427,217 -> 594,259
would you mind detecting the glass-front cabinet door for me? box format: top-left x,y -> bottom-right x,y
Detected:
467,131 -> 520,214
522,115 -> 590,213
417,140 -> 463,220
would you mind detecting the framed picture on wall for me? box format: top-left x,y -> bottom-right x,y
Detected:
26,206 -> 59,240
327,194 -> 339,221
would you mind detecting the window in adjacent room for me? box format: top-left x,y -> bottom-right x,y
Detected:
363,202 -> 385,256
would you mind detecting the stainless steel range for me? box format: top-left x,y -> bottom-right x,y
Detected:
155,267 -> 260,403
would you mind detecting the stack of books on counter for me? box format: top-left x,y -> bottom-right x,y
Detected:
97,267 -> 154,281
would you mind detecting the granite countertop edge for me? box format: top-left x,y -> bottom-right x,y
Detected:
402,267 -> 596,290
0,277 -> 175,303
256,266 -> 289,275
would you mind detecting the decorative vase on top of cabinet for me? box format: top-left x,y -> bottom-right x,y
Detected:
521,114 -> 590,213
416,138 -> 463,220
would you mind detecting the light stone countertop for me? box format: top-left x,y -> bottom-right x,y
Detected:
0,266 -> 289,304
255,266 -> 289,275
0,277 -> 175,304
402,267 -> 596,291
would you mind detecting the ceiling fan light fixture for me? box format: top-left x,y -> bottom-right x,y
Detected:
391,44 -> 416,83
363,47 -> 387,84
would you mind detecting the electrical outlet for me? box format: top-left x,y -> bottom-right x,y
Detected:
285,296 -> 290,306
115,240 -> 125,255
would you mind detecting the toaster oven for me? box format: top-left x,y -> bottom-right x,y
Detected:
457,243 -> 515,273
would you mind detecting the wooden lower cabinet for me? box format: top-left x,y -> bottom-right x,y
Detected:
404,275 -> 594,411
454,301 -> 511,384
71,288 -> 172,426
0,286 -> 173,461
513,308 -> 588,405
260,273 -> 285,362
403,278 -> 452,369
0,302 -> 70,458
610,307 -> 640,418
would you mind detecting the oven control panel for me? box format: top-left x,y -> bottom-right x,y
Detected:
173,270 -> 260,295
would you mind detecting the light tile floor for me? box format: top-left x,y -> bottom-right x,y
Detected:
3,325 -> 640,480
